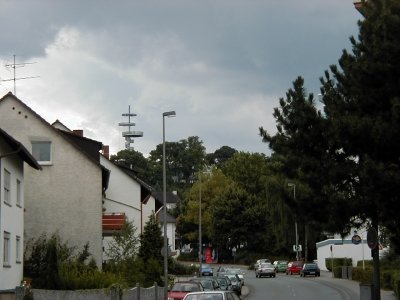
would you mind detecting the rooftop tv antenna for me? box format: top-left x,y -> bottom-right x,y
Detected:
119,105 -> 143,150
2,54 -> 39,95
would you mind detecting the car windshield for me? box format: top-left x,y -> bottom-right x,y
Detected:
305,263 -> 318,268
226,275 -> 237,283
197,280 -> 212,289
184,293 -> 223,300
261,263 -> 273,268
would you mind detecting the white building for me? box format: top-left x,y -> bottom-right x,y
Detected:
100,156 -> 159,262
316,228 -> 387,271
0,93 -> 107,267
0,128 -> 41,290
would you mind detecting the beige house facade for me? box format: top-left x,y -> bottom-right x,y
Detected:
0,93 -> 105,267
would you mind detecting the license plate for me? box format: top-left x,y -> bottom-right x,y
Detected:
310,272 -> 315,274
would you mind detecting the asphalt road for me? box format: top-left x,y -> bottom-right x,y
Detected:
240,268 -> 397,300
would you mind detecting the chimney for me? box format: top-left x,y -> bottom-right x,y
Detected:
72,129 -> 84,137
102,145 -> 110,159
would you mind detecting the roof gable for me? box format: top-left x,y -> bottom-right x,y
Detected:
0,128 -> 42,170
0,92 -> 103,168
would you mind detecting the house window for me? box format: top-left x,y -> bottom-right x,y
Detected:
32,141 -> 52,164
3,232 -> 11,267
16,179 -> 22,207
3,169 -> 11,205
16,236 -> 21,263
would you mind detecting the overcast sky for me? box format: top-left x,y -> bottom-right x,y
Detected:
0,1 -> 361,157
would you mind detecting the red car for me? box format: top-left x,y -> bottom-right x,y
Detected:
168,281 -> 204,300
285,261 -> 304,275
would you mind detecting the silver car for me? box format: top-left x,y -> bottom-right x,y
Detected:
183,291 -> 241,300
255,262 -> 276,278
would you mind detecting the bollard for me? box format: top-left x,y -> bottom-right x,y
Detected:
110,285 -> 120,300
359,283 -> 373,300
154,282 -> 158,300
137,282 -> 140,300
15,286 -> 25,300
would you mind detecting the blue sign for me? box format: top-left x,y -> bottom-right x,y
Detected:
352,234 -> 362,245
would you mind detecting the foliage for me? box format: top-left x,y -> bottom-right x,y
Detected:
352,267 -> 374,283
319,0 -> 400,251
105,220 -> 140,268
110,149 -> 152,183
138,213 -> 164,286
206,145 -> 237,166
169,259 -> 197,276
23,234 -> 119,290
58,264 -> 123,290
24,234 -> 72,289
148,136 -> 207,190
325,257 -> 352,272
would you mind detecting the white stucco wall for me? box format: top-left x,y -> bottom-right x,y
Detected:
0,96 -> 104,267
316,238 -> 372,271
101,157 -> 143,232
0,139 -> 25,290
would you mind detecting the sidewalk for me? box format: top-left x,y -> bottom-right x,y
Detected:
317,271 -> 397,300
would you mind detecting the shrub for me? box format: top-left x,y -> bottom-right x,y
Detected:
325,257 -> 352,272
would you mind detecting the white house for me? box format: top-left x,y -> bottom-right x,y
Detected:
316,228 -> 388,271
153,191 -> 179,255
0,93 -> 107,267
100,156 -> 159,262
0,128 -> 41,290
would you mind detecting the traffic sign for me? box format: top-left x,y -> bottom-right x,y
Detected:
293,245 -> 302,252
352,234 -> 362,245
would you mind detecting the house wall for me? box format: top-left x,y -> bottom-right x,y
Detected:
101,157 -> 142,232
0,139 -> 24,290
0,96 -> 103,266
316,238 -> 372,271
166,222 -> 176,251
142,196 -> 156,231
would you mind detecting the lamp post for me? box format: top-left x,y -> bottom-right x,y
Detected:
288,183 -> 299,261
198,170 -> 202,277
162,110 -> 175,300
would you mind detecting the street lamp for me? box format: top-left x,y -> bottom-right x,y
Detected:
198,170 -> 202,277
288,183 -> 299,261
162,110 -> 175,299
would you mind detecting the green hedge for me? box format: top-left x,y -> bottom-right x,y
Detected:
325,257 -> 352,272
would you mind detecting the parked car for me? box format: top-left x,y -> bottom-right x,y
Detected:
223,273 -> 242,295
201,264 -> 214,276
286,261 -> 304,275
255,262 -> 276,278
225,267 -> 245,285
183,291 -> 241,300
254,258 -> 271,271
190,278 -> 220,291
274,260 -> 288,273
213,276 -> 232,291
300,263 -> 321,277
168,281 -> 204,300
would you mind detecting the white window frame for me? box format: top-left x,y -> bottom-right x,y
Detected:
3,169 -> 11,206
3,232 -> 11,267
16,178 -> 22,207
16,235 -> 21,263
